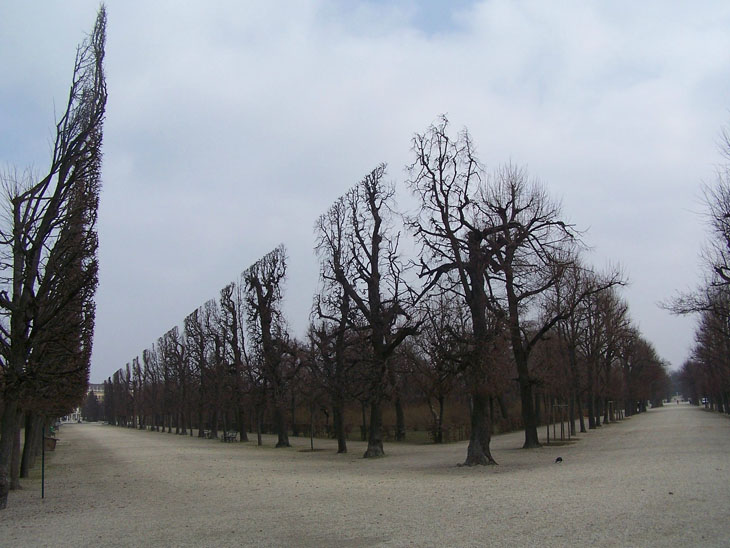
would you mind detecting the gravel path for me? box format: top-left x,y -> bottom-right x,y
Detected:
1,403 -> 728,547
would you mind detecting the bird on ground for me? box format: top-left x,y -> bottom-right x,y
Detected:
555,457 -> 563,463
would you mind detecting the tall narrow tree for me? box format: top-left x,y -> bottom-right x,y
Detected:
407,117 -> 508,465
0,7 -> 106,509
316,165 -> 417,458
244,245 -> 292,448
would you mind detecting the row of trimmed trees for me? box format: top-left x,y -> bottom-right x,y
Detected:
103,117 -> 670,466
671,126 -> 730,410
0,8 -> 106,509
104,245 -> 299,447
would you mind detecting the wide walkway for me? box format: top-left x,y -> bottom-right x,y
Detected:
1,403 -> 729,546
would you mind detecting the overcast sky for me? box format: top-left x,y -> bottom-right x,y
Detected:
2,1 -> 729,382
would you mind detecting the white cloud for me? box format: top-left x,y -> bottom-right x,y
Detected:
1,0 -> 727,378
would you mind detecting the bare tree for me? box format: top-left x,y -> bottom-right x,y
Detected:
407,117 -> 509,465
185,302 -> 216,438
244,245 -> 295,448
676,290 -> 730,412
220,281 -> 251,442
476,165 -> 583,448
158,327 -> 188,434
312,196 -> 361,453
142,346 -> 162,431
0,6 -> 106,509
701,162 -> 730,286
575,288 -> 628,426
550,262 -> 591,433
407,294 -> 467,443
316,165 -> 417,458
308,301 -> 357,453
666,123 -> 730,312
547,261 -> 624,433
664,123 -> 730,413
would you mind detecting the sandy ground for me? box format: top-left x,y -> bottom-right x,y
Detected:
1,403 -> 728,547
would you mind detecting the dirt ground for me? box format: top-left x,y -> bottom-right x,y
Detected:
1,403 -> 728,547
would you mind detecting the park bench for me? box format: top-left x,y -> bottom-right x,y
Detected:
222,431 -> 237,442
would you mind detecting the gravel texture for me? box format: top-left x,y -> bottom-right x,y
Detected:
1,403 -> 728,547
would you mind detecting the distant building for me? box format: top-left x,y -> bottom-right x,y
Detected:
61,410 -> 80,423
88,383 -> 105,402
61,383 -> 105,423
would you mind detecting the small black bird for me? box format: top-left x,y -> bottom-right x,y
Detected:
555,457 -> 563,463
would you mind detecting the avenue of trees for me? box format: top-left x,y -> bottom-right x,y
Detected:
670,126 -> 730,412
0,8 -> 106,509
101,117 -> 670,468
0,5 -> 676,511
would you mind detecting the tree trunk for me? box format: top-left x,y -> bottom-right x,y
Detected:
395,394 -> 406,442
237,406 -> 249,442
19,413 -> 42,480
569,392 -> 576,436
363,399 -> 384,458
587,391 -> 596,429
20,412 -> 37,478
436,395 -> 445,444
211,411 -> 219,439
519,375 -> 540,448
333,401 -> 347,454
255,405 -> 263,446
464,392 -> 497,466
587,356 -> 597,429
274,404 -> 290,448
290,393 -> 299,438
309,404 -> 315,451
10,423 -> 21,490
197,410 -> 204,438
0,398 -> 20,509
360,401 -> 368,442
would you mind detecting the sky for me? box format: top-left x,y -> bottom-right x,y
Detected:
1,1 -> 729,382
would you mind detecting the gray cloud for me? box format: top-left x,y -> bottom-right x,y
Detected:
2,0 -> 727,380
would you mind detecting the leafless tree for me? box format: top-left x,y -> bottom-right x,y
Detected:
664,124 -> 730,412
312,196 -> 362,453
701,162 -> 730,286
316,165 -> 417,458
0,6 -> 106,509
476,165 -> 584,448
244,245 -> 296,448
547,261 -> 625,432
407,293 -> 468,443
308,302 -> 357,453
142,345 -> 162,431
679,289 -> 730,412
158,327 -> 188,434
407,117 -> 510,464
185,302 -> 216,437
220,281 -> 251,441
408,117 -> 622,452
549,262 -> 590,433
666,123 -> 730,312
